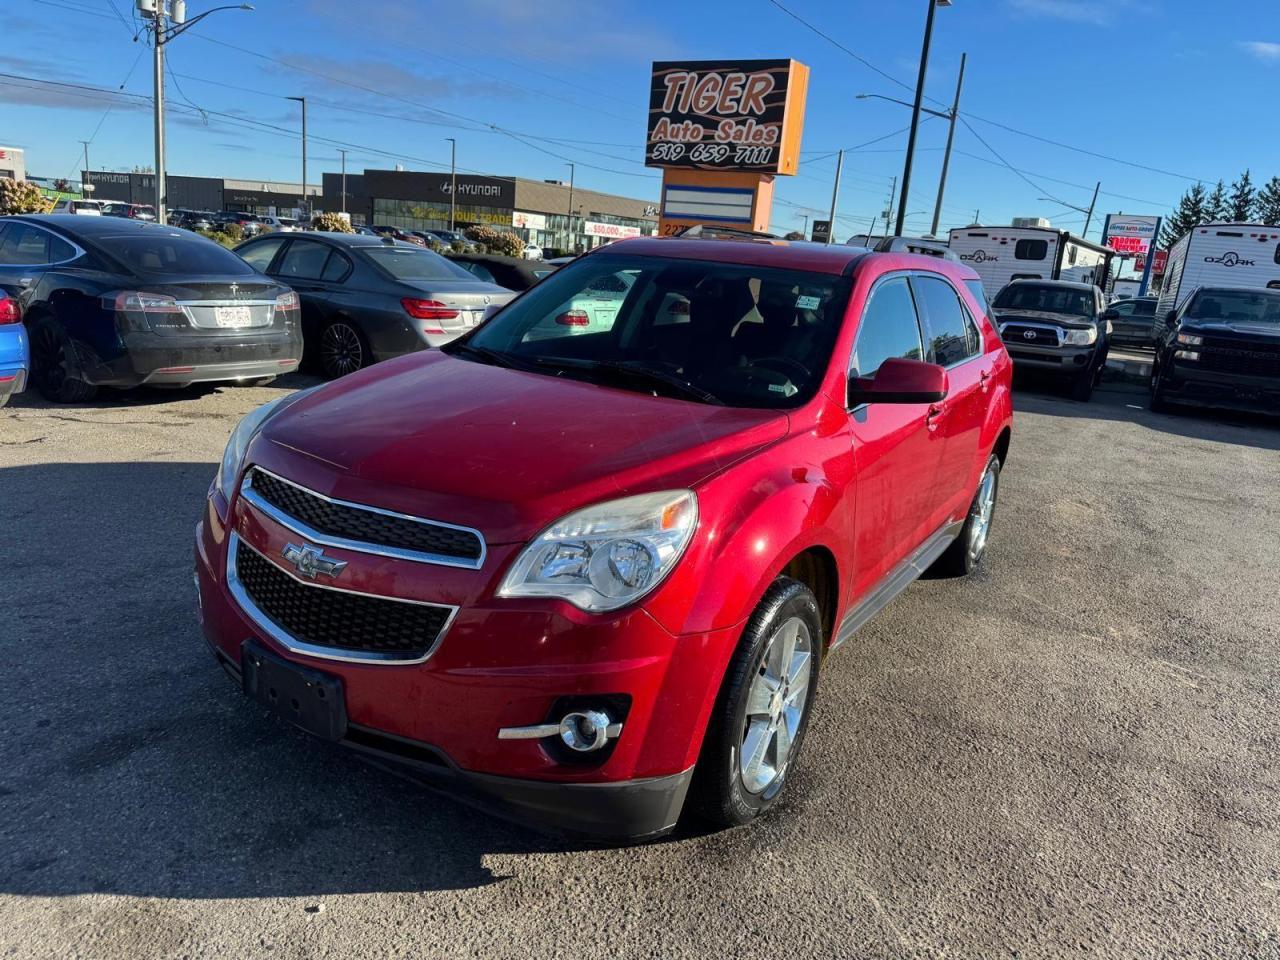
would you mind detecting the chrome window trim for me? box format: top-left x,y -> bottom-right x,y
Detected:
226,531 -> 458,665
241,466 -> 488,570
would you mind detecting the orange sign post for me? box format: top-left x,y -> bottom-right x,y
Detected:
646,59 -> 809,236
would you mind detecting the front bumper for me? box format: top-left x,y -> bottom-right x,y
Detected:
1004,341 -> 1099,374
87,328 -> 302,387
1160,361 -> 1280,414
194,494 -> 735,840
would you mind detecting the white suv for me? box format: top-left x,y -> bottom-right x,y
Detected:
50,199 -> 104,216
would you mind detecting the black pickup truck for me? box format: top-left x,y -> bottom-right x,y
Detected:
1151,286 -> 1280,414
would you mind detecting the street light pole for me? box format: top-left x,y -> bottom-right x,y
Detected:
446,138 -> 457,231
566,162 -> 575,252
930,52 -> 965,238
337,148 -> 347,215
139,2 -> 253,225
286,96 -> 307,222
896,0 -> 950,236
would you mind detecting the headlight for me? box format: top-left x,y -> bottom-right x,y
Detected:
214,388 -> 317,499
1062,327 -> 1098,346
1176,332 -> 1203,346
498,490 -> 697,612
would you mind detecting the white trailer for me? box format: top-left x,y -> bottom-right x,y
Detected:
947,226 -> 1114,300
1155,222 -> 1280,318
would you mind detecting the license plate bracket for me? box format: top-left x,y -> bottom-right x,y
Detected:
241,641 -> 347,741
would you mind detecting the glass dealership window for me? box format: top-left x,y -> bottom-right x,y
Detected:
372,197 -> 511,231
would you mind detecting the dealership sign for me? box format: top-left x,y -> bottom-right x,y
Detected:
512,211 -> 547,231
1103,214 -> 1159,255
1134,250 -> 1167,274
646,59 -> 808,174
584,221 -> 642,239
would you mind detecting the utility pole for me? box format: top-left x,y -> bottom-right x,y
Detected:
337,148 -> 347,215
826,149 -> 844,246
565,162 -> 575,252
930,52 -> 965,238
446,138 -> 457,230
79,140 -> 91,184
286,96 -> 307,222
799,213 -> 809,237
973,208 -> 980,224
884,176 -> 898,241
152,13 -> 166,221
897,0 -> 948,236
138,1 -> 253,225
1082,180 -> 1100,240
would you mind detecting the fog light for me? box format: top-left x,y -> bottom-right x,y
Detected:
558,710 -> 614,753
1174,349 -> 1200,362
1073,354 -> 1088,365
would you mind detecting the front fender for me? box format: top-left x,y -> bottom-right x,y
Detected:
644,456 -> 846,639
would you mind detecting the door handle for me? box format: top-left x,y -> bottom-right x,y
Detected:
978,368 -> 992,392
926,404 -> 944,431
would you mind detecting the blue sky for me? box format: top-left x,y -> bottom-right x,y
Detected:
4,0 -> 1279,260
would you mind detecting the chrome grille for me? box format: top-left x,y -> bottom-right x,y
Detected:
240,467 -> 486,569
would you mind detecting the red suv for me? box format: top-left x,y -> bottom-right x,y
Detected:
195,237 -> 1012,840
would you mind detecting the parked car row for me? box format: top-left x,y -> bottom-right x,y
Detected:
50,198 -> 156,221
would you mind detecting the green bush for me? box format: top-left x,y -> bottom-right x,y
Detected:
195,229 -> 238,249
450,239 -> 466,253
222,222 -> 244,243
312,211 -> 354,233
464,224 -> 523,257
0,179 -> 53,215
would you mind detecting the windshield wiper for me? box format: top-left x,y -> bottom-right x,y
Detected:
527,356 -> 724,405
447,343 -> 524,369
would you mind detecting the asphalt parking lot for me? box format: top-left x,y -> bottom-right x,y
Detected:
2,372 -> 1279,959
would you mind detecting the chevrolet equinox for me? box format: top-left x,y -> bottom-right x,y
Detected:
195,236 -> 1014,840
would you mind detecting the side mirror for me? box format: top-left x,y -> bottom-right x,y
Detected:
848,357 -> 949,407
1101,308 -> 1119,321
1164,309 -> 1178,328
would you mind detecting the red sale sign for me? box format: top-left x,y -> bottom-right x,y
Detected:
1134,250 -> 1167,274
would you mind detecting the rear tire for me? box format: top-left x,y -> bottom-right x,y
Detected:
318,319 -> 369,380
690,577 -> 822,830
932,453 -> 1000,577
30,316 -> 98,403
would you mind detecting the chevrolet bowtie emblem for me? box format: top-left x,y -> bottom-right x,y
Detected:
281,542 -> 347,580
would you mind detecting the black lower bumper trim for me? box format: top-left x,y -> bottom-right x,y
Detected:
206,640 -> 692,843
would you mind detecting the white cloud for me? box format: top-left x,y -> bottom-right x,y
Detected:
1241,41 -> 1280,61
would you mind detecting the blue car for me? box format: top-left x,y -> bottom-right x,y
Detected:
0,291 -> 29,407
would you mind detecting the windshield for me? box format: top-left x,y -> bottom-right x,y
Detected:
96,233 -> 257,276
363,246 -> 477,281
993,283 -> 1093,317
452,253 -> 851,409
1186,290 -> 1280,325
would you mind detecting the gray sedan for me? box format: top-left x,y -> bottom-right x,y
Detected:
234,232 -> 514,379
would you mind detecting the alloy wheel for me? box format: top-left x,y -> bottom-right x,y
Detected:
321,322 -> 364,378
740,616 -> 813,795
968,463 -> 998,563
32,323 -> 68,394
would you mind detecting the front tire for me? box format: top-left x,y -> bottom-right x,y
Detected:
932,453 -> 1000,577
30,316 -> 98,403
690,577 -> 822,829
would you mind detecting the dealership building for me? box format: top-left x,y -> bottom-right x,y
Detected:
81,167 -> 657,251
320,170 -> 658,251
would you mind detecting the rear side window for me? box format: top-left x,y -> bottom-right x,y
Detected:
277,240 -> 331,281
913,275 -> 980,366
1015,239 -> 1048,261
850,277 -> 924,378
321,250 -> 352,283
363,246 -> 476,281
461,262 -> 498,284
0,224 -> 75,265
963,279 -> 991,319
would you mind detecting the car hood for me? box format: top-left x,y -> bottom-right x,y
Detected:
993,308 -> 1096,330
1182,321 -> 1280,340
254,352 -> 789,544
